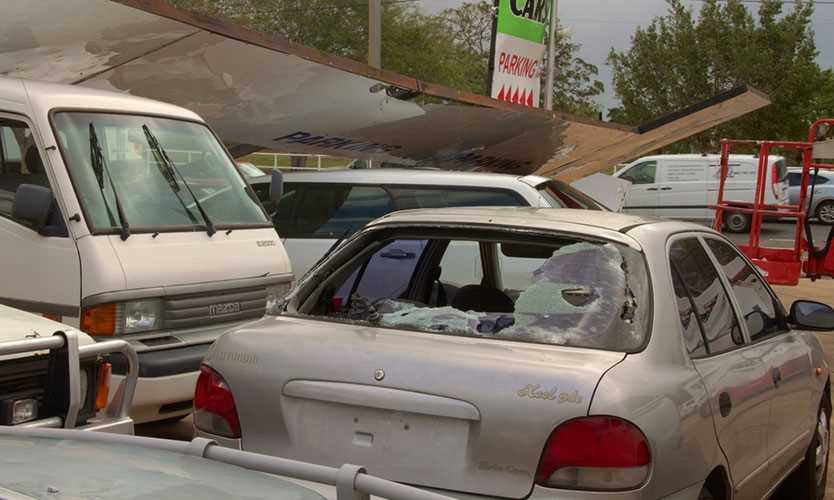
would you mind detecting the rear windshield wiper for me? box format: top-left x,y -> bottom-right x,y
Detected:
142,125 -> 216,237
89,123 -> 130,240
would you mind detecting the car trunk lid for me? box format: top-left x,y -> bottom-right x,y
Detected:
207,315 -> 626,498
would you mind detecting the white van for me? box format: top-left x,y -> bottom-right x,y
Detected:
615,154 -> 789,232
0,78 -> 292,423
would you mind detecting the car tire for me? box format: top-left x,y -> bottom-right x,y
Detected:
816,200 -> 834,225
782,403 -> 830,500
724,212 -> 752,233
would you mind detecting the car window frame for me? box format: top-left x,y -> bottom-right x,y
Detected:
699,233 -> 790,344
0,111 -> 65,235
666,232 -> 751,359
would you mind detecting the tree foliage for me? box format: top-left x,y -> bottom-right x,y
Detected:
608,0 -> 834,151
169,0 -> 604,116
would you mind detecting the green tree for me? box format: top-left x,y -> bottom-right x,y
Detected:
608,0 -> 834,151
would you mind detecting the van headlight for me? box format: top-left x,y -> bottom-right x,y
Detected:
266,282 -> 292,315
81,299 -> 163,336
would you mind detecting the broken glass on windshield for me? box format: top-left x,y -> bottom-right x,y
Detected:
300,232 -> 650,353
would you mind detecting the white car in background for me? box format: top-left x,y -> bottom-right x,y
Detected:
615,154 -> 789,232
248,168 -> 608,280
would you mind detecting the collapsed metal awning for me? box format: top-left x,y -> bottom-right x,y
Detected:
0,0 -> 770,177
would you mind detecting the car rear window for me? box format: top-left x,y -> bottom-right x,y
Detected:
296,231 -> 650,352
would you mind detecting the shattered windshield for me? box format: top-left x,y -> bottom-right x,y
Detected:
298,232 -> 650,352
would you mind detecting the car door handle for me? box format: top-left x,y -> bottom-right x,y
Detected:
660,187 -> 672,191
719,392 -> 732,417
772,368 -> 783,387
380,249 -> 416,259
646,187 -> 659,191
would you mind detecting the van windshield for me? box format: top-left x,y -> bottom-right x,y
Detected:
52,112 -> 269,233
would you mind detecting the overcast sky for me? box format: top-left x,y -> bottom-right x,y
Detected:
419,0 -> 834,114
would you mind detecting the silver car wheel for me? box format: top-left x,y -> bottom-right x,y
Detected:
815,409 -> 829,487
725,212 -> 750,233
817,202 -> 834,224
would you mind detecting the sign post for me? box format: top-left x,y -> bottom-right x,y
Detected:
489,0 -> 551,108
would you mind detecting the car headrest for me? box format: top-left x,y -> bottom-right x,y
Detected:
450,284 -> 514,313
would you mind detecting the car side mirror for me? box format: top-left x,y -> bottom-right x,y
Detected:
269,168 -> 284,206
790,300 -> 834,331
13,184 -> 53,233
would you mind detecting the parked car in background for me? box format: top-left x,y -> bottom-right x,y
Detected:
788,167 -> 834,224
0,304 -> 136,432
615,154 -> 789,232
248,168 -> 607,278
0,427 -> 452,500
0,77 -> 292,423
197,207 -> 833,500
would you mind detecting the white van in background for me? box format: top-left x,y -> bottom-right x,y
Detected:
615,154 -> 789,232
0,77 -> 292,423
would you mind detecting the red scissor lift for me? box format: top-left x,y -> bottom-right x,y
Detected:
712,119 -> 834,286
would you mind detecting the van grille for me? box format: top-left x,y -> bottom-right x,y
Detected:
162,285 -> 267,330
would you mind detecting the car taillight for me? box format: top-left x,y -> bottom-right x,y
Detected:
194,364 -> 241,438
535,416 -> 650,491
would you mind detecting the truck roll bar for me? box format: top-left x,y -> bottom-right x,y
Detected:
0,331 -> 138,430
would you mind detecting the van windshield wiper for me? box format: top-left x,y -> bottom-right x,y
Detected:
89,123 -> 130,241
142,125 -> 216,237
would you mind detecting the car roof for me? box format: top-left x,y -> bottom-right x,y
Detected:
363,206 -> 696,249
0,77 -> 202,121
788,167 -> 834,176
629,154 -> 785,163
0,433 -> 324,500
264,168 -> 550,188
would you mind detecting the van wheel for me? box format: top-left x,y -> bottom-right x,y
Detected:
782,404 -> 829,499
816,201 -> 834,224
724,212 -> 751,233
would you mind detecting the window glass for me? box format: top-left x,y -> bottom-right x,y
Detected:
306,234 -> 651,353
0,118 -> 65,235
670,238 -> 743,354
389,187 -> 523,210
51,112 -> 268,233
671,266 -> 708,357
336,239 -> 429,303
620,161 -> 657,185
787,172 -> 829,187
275,184 -> 393,238
705,238 -> 786,341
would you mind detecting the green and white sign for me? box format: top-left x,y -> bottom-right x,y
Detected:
491,0 -> 552,108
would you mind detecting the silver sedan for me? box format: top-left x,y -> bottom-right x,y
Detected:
196,207 -> 834,500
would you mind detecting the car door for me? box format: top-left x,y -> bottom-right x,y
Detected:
669,236 -> 774,500
657,161 -> 709,220
618,160 -> 658,217
0,114 -> 81,323
703,236 -> 814,486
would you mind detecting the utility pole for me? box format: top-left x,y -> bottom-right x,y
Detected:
369,0 -> 382,68
543,0 -> 558,110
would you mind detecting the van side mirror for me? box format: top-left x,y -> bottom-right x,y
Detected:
269,168 -> 284,205
790,300 -> 834,331
13,184 -> 53,233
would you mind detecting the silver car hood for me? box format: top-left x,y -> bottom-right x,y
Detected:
206,315 -> 626,498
